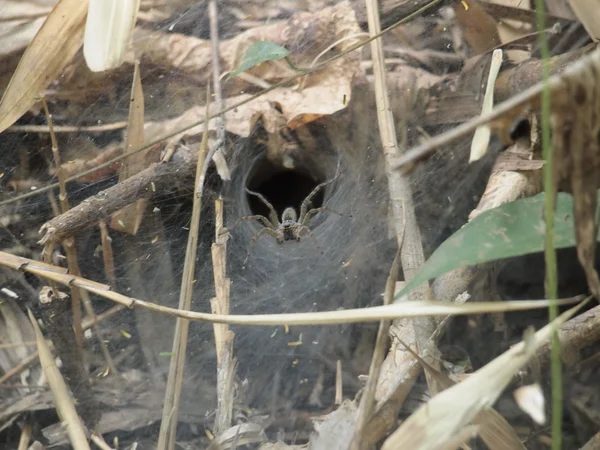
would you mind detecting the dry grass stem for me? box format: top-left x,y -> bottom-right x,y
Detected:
0,351 -> 39,385
7,122 -> 128,133
27,308 -> 90,450
17,421 -> 32,450
350,249 -> 401,450
41,96 -> 116,375
0,249 -> 584,326
335,360 -> 343,405
209,0 -> 226,166
90,433 -> 114,450
364,0 -> 439,444
98,220 -> 117,290
37,287 -> 100,429
211,198 -> 236,434
0,302 -> 124,388
40,96 -> 84,352
157,85 -> 212,450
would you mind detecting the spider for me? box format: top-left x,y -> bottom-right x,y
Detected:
228,159 -> 342,262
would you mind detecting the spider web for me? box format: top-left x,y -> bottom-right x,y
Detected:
0,0 -> 502,444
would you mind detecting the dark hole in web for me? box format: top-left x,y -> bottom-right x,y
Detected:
246,159 -> 326,221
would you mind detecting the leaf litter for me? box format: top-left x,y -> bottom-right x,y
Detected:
0,0 -> 600,449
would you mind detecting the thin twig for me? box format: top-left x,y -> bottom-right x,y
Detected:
211,198 -> 235,435
17,423 -> 32,450
27,308 -> 91,450
209,0 -> 226,160
363,0 -> 439,445
0,250 -> 582,326
157,85 -> 213,450
350,246 -> 402,450
7,122 -> 128,133
40,96 -> 117,376
98,220 -> 117,290
40,96 -> 84,351
0,352 -> 38,385
37,287 -> 100,429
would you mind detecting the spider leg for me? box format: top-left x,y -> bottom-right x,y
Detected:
244,227 -> 283,264
299,155 -> 341,220
228,215 -> 275,232
245,188 -> 281,226
297,226 -> 323,254
301,206 -> 343,226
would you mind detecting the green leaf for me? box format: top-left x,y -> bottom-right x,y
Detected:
228,41 -> 290,79
395,191 -> 598,300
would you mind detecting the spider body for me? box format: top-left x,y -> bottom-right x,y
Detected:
228,158 -> 342,263
280,207 -> 301,242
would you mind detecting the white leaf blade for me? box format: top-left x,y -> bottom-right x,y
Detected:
470,49 -> 503,162
83,0 -> 140,72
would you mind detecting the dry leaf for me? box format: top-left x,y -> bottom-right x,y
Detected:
381,301 -> 586,450
469,137 -> 543,221
452,0 -> 501,55
388,328 -> 526,450
136,0 -> 361,146
110,61 -> 152,235
514,384 -> 545,425
0,0 -> 88,134
568,0 -> 600,42
309,400 -> 357,450
470,49 -> 503,162
550,51 -> 600,298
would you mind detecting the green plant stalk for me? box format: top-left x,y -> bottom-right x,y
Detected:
535,0 -> 561,448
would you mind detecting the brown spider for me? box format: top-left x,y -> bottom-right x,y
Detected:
228,160 -> 342,263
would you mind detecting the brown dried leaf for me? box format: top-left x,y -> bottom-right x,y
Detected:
110,61 -> 152,235
133,1 -> 361,86
551,56 -> 600,297
0,0 -> 88,134
452,0 -> 501,55
134,0 -> 361,136
144,70 -> 357,143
